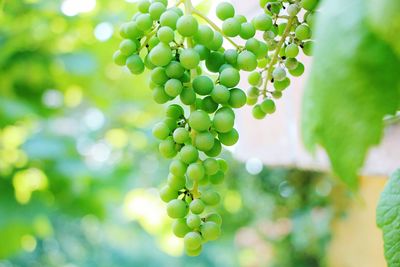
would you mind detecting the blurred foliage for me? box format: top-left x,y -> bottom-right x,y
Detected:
0,0 -> 350,266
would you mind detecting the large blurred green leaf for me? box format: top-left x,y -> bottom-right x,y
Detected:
301,0 -> 400,189
377,170 -> 400,267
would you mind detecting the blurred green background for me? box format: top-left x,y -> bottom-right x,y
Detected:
0,0 -> 349,266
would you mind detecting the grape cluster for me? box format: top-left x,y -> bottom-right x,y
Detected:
113,0 -> 316,256
247,0 -> 317,119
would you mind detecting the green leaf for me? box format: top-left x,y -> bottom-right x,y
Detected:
377,169 -> 400,267
301,0 -> 400,189
367,0 -> 400,58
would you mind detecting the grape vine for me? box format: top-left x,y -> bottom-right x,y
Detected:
113,0 -> 316,256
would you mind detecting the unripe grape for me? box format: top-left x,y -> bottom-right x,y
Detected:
211,85 -> 230,104
180,48 -> 200,69
201,96 -> 219,114
152,122 -> 170,140
187,162 -> 205,180
157,26 -> 174,43
274,77 -> 290,91
272,66 -> 286,81
160,10 -> 180,29
184,232 -> 202,250
176,15 -> 198,37
166,104 -> 184,119
204,139 -> 222,157
213,107 -> 235,133
194,44 -> 210,60
167,199 -> 188,218
190,199 -> 205,214
201,222 -> 221,241
149,43 -> 172,67
224,49 -> 238,65
272,91 -> 282,99
164,79 -> 183,97
152,0 -> 167,6
172,218 -> 191,238
124,21 -> 144,39
237,51 -> 257,71
195,131 -> 215,152
217,158 -> 228,173
218,128 -> 239,146
240,22 -> 256,39
209,170 -> 225,184
165,61 -> 185,78
205,213 -> 222,225
203,158 -> 219,175
173,127 -> 189,144
220,68 -> 240,88
252,104 -> 266,119
126,54 -> 145,74
136,13 -> 153,31
260,98 -> 276,114
193,76 -> 214,95
185,246 -> 202,257
245,38 -> 260,54
201,191 -> 220,206
151,67 -> 168,85
206,32 -> 223,51
189,110 -> 211,132
259,0 -> 268,8
180,145 -> 199,164
149,2 -> 166,20
302,41 -> 314,56
247,96 -> 258,106
186,214 -> 201,229
163,117 -> 177,131
160,185 -> 178,202
169,159 -> 187,177
253,13 -> 272,31
180,87 -> 196,105
168,173 -> 186,190
194,25 -> 214,44
248,71 -> 261,86
159,137 -> 177,158
301,0 -> 319,11
113,50 -> 127,66
247,86 -> 260,98
222,18 -> 241,37
206,51 -> 225,73
295,24 -> 312,40
138,0 -> 150,13
153,86 -> 171,104
216,2 -> 235,20
285,58 -> 299,70
289,62 -> 304,76
287,4 -> 300,16
228,88 -> 247,108
119,39 -> 137,55
285,43 -> 299,58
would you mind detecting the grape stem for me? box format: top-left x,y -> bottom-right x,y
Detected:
262,16 -> 295,97
139,27 -> 158,52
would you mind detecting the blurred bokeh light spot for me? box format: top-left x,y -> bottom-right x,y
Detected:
245,157 -> 263,175
43,90 -> 64,108
21,235 -> 37,252
64,86 -> 83,107
105,128 -> 129,149
83,108 -> 105,131
12,168 -> 48,204
61,0 -> 96,16
224,190 -> 242,213
94,22 -> 114,42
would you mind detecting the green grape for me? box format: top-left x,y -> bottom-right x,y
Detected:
159,137 -> 177,158
295,24 -> 312,40
124,21 -> 144,39
217,158 -> 228,173
234,14 -> 247,24
189,110 -> 211,132
160,185 -> 178,202
194,44 -> 210,60
194,25 -> 214,44
173,127 -> 189,144
153,86 -> 171,104
201,191 -> 220,206
277,22 -> 287,36
166,104 -> 184,119
211,85 -> 230,104
157,26 -> 174,43
287,3 -> 300,16
195,131 -> 215,151
167,199 -> 188,218
213,107 -> 235,133
201,222 -> 221,241
184,232 -> 202,250
272,66 -> 286,81
272,91 -> 282,99
220,67 -> 240,88
253,13 -> 272,31
222,18 -> 241,37
247,96 -> 258,105
248,71 -> 261,86
168,173 -> 186,190
160,10 -> 180,29
113,50 -> 127,66
152,0 -> 168,6
151,67 -> 168,85
228,88 -> 247,108
260,98 -> 276,114
165,61 -> 185,79
305,12 -> 316,28
172,218 -> 191,238
193,76 -> 214,95
169,6 -> 183,16
169,159 -> 187,177
302,41 -> 314,56
189,199 -> 205,214
149,2 -> 166,20
119,39 -> 137,55
203,158 -> 219,175
245,38 -> 260,54
164,79 -> 183,97
149,43 -> 172,67
301,0 -> 318,11
187,162 -> 205,180
240,22 -> 256,39
247,86 -> 260,98
180,48 -> 200,69
218,128 -> 239,146
237,51 -> 257,71
285,58 -> 298,70
252,104 -> 266,119
179,145 -> 199,164
224,49 -> 238,65
285,43 -> 299,58
186,214 -> 201,229
206,32 -> 223,51
145,55 -> 156,69
176,15 -> 199,37
202,96 -> 219,114
205,51 -> 225,73
152,122 -> 170,140
180,87 -> 196,105
126,54 -> 144,74
216,2 -> 235,20
163,117 -> 177,131
268,2 -> 282,14
185,246 -> 202,257
148,36 -> 160,49
136,13 -> 153,31
209,170 -> 224,184
274,77 -> 290,91
289,62 -> 304,76
138,0 -> 151,13
205,213 -> 222,225
204,139 -> 222,157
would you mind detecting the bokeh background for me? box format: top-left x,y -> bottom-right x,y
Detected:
0,0 -> 388,266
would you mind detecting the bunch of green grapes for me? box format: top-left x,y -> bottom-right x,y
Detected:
247,0 -> 317,119
113,0 -> 316,256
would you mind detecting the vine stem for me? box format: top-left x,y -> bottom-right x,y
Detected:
139,27 -> 158,51
262,16 -> 295,97
191,9 -> 241,50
